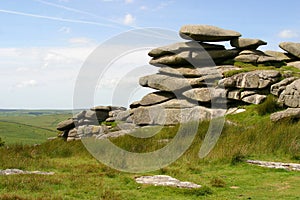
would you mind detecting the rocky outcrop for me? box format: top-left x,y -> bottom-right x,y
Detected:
0,169 -> 54,175
270,108 -> 300,122
57,24 -> 300,139
278,79 -> 300,108
135,175 -> 201,188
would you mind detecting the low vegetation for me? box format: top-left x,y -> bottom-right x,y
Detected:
0,106 -> 299,199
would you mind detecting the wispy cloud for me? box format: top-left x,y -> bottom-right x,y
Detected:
125,0 -> 134,4
123,13 -> 135,25
278,29 -> 299,39
68,37 -> 94,46
0,9 -> 117,28
58,26 -> 71,34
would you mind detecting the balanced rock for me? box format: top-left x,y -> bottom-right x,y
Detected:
264,50 -> 294,62
179,25 -> 241,42
230,38 -> 267,50
270,108 -> 300,122
219,70 -> 281,89
278,79 -> 300,108
270,77 -> 297,96
148,42 -> 225,58
279,42 -> 300,59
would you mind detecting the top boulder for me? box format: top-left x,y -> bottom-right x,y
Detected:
179,25 -> 241,42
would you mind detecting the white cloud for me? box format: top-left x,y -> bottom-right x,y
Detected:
125,0 -> 134,4
278,29 -> 299,39
58,26 -> 71,34
68,37 -> 94,46
123,13 -> 135,25
16,80 -> 38,88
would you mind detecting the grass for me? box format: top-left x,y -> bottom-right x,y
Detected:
0,113 -> 71,145
0,106 -> 299,199
223,61 -> 300,77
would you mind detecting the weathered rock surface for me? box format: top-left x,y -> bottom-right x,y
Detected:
135,175 -> 201,188
132,105 -> 212,126
219,70 -> 280,89
182,88 -> 226,103
140,91 -> 175,106
242,94 -> 266,104
270,77 -> 297,96
247,160 -> 300,171
234,50 -> 280,63
279,42 -> 300,59
148,42 -> 225,58
270,108 -> 300,122
0,169 -> 55,175
230,38 -> 267,49
278,79 -> 300,107
57,119 -> 75,131
287,61 -> 300,70
158,65 -> 240,78
150,50 -> 239,66
180,25 -> 241,42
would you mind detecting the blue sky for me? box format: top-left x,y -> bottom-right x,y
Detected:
1,0 -> 300,109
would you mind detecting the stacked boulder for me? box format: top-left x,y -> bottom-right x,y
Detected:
57,24 -> 300,139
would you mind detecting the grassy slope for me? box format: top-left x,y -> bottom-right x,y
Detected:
0,107 -> 299,199
0,113 -> 71,145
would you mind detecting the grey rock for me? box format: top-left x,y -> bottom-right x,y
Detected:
180,25 -> 241,42
242,94 -> 266,104
132,104 -> 212,126
183,88 -> 227,103
85,110 -> 97,119
73,110 -> 86,119
234,54 -> 259,63
150,49 -> 239,66
278,79 -> 300,107
68,128 -> 78,137
227,90 -> 256,100
135,175 -> 201,188
264,50 -> 294,62
148,42 -> 225,58
279,42 -> 300,59
230,38 -> 267,50
0,169 -> 55,176
247,160 -> 300,171
140,91 -> 175,106
239,50 -> 264,55
57,119 -> 75,131
271,77 -> 297,96
219,70 -> 281,89
139,73 -> 214,92
270,108 -> 300,122
115,110 -> 133,121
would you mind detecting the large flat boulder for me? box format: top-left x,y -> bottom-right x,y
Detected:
270,108 -> 300,122
279,42 -> 300,59
148,42 -> 225,58
182,88 -> 227,103
278,79 -> 300,108
219,70 -> 281,89
230,38 -> 267,50
179,25 -> 241,42
132,105 -> 211,126
139,73 -> 215,92
140,91 -> 175,106
264,50 -> 294,62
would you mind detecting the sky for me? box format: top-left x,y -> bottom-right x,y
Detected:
1,0 -> 300,109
